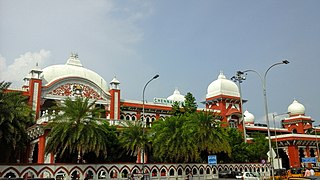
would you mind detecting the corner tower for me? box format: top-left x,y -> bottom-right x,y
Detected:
205,72 -> 242,127
27,63 -> 43,119
109,77 -> 121,120
282,99 -> 312,134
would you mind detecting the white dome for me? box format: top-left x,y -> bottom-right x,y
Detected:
206,72 -> 240,98
288,99 -> 305,115
41,54 -> 109,94
243,110 -> 255,124
167,88 -> 185,102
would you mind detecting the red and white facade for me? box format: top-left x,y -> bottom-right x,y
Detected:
7,53 -> 318,169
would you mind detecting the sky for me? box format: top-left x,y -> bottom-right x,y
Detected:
1,0 -> 320,126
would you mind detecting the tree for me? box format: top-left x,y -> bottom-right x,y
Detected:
170,101 -> 183,116
0,81 -> 34,163
246,132 -> 269,162
186,111 -> 231,162
45,97 -> 116,163
218,127 -> 249,163
151,111 -> 231,163
151,115 -> 199,162
118,120 -> 150,162
183,92 -> 197,114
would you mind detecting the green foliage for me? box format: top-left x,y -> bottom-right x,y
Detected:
150,111 -> 230,163
246,132 -> 269,162
151,115 -> 198,162
0,81 -> 34,163
118,120 -> 150,157
183,92 -> 197,114
170,101 -> 183,116
45,97 -> 116,162
170,92 -> 197,116
218,128 -> 249,163
217,130 -> 269,163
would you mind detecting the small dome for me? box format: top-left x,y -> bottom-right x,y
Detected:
167,88 -> 185,102
41,53 -> 109,94
110,76 -> 120,85
206,71 -> 240,99
243,110 -> 255,124
288,99 -> 305,115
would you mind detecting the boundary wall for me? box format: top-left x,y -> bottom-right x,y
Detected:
0,163 -> 270,179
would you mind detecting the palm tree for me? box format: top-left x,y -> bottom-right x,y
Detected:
151,115 -> 199,162
186,111 -> 231,161
0,81 -> 34,163
45,97 -> 115,163
118,120 -> 150,162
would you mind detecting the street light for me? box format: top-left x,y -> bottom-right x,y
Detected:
240,60 -> 289,180
272,112 -> 290,170
142,74 -> 159,178
231,71 -> 247,143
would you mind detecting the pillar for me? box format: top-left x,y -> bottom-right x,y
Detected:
288,145 -> 300,168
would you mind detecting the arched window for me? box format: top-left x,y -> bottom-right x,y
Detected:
193,168 -> 197,175
121,169 -> 129,178
152,169 -> 157,177
169,169 -> 175,176
160,169 -> 166,176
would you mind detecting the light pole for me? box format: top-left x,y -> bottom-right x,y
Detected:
272,112 -> 289,170
231,71 -> 247,143
240,60 -> 289,180
313,125 -> 320,166
142,74 -> 159,178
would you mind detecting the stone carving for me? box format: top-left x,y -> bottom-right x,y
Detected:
48,83 -> 103,100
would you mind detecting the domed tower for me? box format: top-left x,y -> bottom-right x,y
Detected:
167,88 -> 185,105
26,53 -> 112,164
205,71 -> 242,127
282,99 -> 312,134
244,110 -> 255,125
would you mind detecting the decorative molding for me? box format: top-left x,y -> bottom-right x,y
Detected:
47,83 -> 103,100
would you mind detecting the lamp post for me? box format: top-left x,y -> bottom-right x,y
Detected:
272,112 -> 290,170
142,74 -> 159,178
313,125 -> 320,166
240,60 -> 289,180
231,71 -> 247,143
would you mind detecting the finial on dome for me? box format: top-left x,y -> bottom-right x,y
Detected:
66,52 -> 83,67
174,88 -> 180,95
218,70 -> 226,79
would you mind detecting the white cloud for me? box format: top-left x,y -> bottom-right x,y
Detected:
0,50 -> 51,88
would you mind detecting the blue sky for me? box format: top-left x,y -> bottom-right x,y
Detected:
1,0 -> 320,125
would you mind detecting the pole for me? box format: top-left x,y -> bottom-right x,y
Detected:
272,114 -> 279,169
231,71 -> 247,143
241,60 -> 289,180
273,112 -> 289,170
314,127 -> 319,166
142,74 -> 159,178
